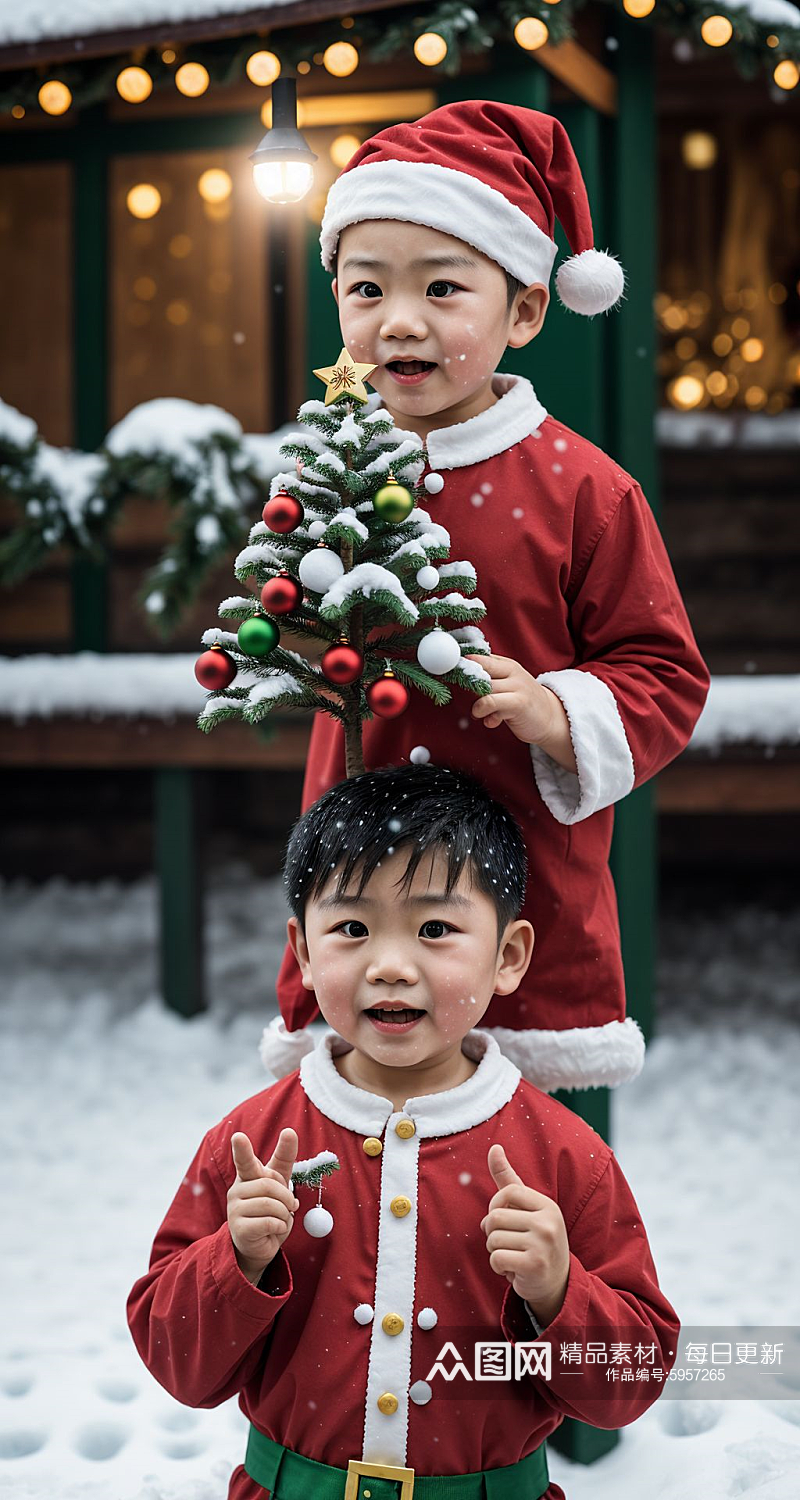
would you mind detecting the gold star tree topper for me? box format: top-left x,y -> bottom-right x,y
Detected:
313,346 -> 377,406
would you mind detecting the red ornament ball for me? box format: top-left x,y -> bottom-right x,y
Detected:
194,645 -> 237,691
366,672 -> 409,718
321,641 -> 363,685
262,489 -> 303,533
260,573 -> 302,615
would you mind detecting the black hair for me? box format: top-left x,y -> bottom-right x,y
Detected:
332,251 -> 525,314
284,763 -> 527,944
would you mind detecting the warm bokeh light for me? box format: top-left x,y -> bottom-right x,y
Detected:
116,67 -> 153,104
706,371 -> 727,396
774,59 -> 800,89
662,305 -> 687,331
330,133 -> 361,168
514,17 -> 550,48
414,32 -> 448,66
169,233 -> 192,259
681,131 -> 717,169
713,333 -> 733,356
744,385 -> 767,409
166,299 -> 191,326
11,104 -> 25,119
323,42 -> 359,77
246,51 -> 281,86
198,168 -> 232,204
768,282 -> 787,304
675,337 -> 698,360
38,81 -> 72,115
731,316 -> 750,340
133,276 -> 157,301
766,33 -> 780,46
161,48 -> 176,64
741,338 -> 764,363
668,375 -> 705,409
175,63 -> 210,97
623,0 -> 655,16
297,60 -> 312,75
701,15 -> 733,46
126,183 -> 162,219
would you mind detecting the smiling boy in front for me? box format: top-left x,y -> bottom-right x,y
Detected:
128,763 -> 679,1500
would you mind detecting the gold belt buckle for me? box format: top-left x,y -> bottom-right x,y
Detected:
345,1457 -> 415,1500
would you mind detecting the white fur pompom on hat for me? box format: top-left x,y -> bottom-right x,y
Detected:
260,1013 -> 320,1079
556,248 -> 626,317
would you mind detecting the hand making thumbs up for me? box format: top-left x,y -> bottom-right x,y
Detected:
227,1128 -> 300,1285
480,1143 -> 570,1329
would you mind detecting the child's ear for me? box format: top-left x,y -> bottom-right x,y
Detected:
507,284 -> 548,349
331,277 -> 340,307
493,919 -> 535,996
286,916 -> 315,991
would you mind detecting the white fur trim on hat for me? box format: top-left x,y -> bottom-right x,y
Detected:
320,158 -> 558,289
556,248 -> 626,316
260,1014 -> 322,1080
484,1018 -> 645,1092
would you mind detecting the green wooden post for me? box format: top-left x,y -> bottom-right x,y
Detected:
606,19 -> 659,1049
72,106 -> 109,651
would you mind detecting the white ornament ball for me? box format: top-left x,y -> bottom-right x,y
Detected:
417,629 -> 462,676
353,1303 -> 374,1325
416,564 -> 440,591
307,519 -> 326,540
410,746 -> 431,765
423,472 -> 444,495
417,1306 -> 438,1329
410,1380 -> 433,1405
298,547 -> 345,594
303,1205 -> 334,1238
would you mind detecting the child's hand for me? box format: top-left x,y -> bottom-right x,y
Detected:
464,654 -> 576,772
228,1128 -> 299,1283
481,1144 -> 570,1329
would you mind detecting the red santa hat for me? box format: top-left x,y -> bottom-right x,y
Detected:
319,100 -> 625,317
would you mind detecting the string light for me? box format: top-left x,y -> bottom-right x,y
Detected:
701,16 -> 733,47
246,51 -> 281,86
323,42 -> 359,76
741,337 -> 764,362
773,59 -> 799,88
116,66 -> 153,103
414,32 -> 448,66
713,333 -> 733,355
297,60 -> 312,74
38,81 -> 72,115
11,104 -> 25,119
681,131 -> 717,168
668,374 -> 705,409
161,48 -> 176,64
766,33 -> 780,46
514,17 -> 550,49
126,183 -> 161,219
198,168 -> 232,203
623,0 -> 656,16
175,62 -> 210,97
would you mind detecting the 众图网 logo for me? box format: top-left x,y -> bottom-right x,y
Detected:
425,1340 -> 552,1383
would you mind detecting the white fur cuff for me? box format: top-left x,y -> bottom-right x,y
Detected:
531,668 -> 635,825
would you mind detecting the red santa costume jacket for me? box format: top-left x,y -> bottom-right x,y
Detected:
127,1029 -> 679,1500
268,373 -> 710,1094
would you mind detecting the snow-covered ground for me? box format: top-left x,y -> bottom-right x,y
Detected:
1,867 -> 799,1499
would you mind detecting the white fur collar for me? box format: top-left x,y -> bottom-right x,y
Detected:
298,1026 -> 520,1138
425,372 -> 547,471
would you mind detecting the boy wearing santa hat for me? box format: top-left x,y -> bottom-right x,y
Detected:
128,764 -> 679,1500
266,101 -> 710,1095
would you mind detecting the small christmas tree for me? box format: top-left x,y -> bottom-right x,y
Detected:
195,347 -> 491,777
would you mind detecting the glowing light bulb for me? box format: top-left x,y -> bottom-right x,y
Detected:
414,32 -> 448,66
116,66 -> 153,103
126,183 -> 162,219
668,375 -> 705,409
623,0 -> 656,16
514,17 -> 549,49
246,51 -> 281,86
681,131 -> 717,169
700,15 -> 733,46
253,160 -> 315,204
330,134 -> 361,168
198,168 -> 232,204
323,42 -> 359,77
175,62 -> 210,97
38,81 -> 72,115
774,60 -> 799,89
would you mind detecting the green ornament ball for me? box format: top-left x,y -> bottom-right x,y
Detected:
374,480 -> 414,523
237,616 -> 280,657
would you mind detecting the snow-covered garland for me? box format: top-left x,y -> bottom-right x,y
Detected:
0,396 -> 288,635
0,0 -> 797,109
